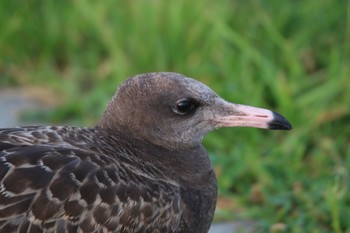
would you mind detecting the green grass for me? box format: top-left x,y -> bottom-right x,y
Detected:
1,0 -> 350,232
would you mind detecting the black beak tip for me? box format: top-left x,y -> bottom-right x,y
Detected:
268,111 -> 292,130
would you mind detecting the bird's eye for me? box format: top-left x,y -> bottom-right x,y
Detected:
173,98 -> 198,115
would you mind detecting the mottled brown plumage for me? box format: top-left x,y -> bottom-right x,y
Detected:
0,72 -> 291,233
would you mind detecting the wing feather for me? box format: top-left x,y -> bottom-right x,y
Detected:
0,127 -> 183,232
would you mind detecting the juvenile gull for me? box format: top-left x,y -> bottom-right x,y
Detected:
0,72 -> 291,233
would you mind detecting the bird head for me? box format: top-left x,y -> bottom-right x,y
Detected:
98,72 -> 291,150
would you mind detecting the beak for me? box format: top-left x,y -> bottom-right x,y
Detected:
214,103 -> 292,130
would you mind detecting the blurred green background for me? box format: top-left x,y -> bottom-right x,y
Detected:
1,0 -> 350,232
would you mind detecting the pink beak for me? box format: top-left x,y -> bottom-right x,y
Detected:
214,103 -> 292,130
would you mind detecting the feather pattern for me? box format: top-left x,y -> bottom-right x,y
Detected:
0,126 -> 197,233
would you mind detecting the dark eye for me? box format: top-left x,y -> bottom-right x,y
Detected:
173,98 -> 198,115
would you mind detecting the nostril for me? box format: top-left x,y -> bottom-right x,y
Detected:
254,115 -> 268,118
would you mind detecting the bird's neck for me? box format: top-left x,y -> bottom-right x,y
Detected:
93,127 -> 217,233
95,126 -> 214,187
